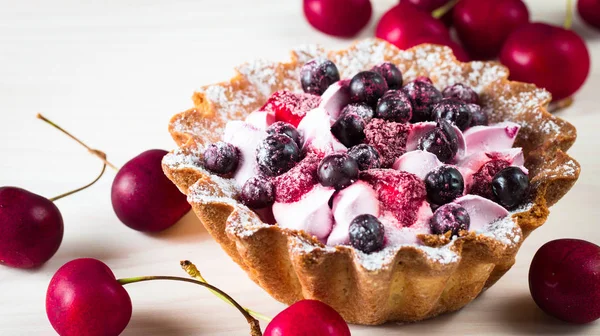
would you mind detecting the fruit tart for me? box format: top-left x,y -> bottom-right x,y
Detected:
162,39 -> 580,324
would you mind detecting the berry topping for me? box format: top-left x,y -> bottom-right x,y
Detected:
260,90 -> 321,127
375,90 -> 413,123
240,176 -> 275,209
349,71 -> 389,107
492,166 -> 529,209
341,103 -> 374,124
348,144 -> 381,171
360,169 -> 427,226
256,134 -> 300,177
273,153 -> 322,203
402,79 -> 442,122
202,142 -> 240,175
330,112 -> 366,147
417,120 -> 459,163
467,104 -> 488,127
432,98 -> 472,131
469,159 -> 510,199
442,83 -> 479,104
429,203 -> 470,236
425,166 -> 464,205
300,58 -> 341,96
364,119 -> 409,167
317,153 -> 359,190
266,121 -> 302,148
349,214 -> 385,253
370,62 -> 403,90
303,0 -> 373,39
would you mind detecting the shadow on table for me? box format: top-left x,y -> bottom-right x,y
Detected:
123,311 -> 197,336
148,211 -> 210,243
497,294 -> 594,335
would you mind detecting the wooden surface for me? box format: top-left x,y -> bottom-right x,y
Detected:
0,0 -> 599,335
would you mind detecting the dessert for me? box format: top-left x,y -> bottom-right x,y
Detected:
163,39 -> 580,324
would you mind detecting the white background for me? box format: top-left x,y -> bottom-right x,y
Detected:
0,0 -> 599,335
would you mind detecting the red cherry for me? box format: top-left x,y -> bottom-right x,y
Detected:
376,3 -> 450,50
402,0 -> 454,26
303,0 -> 372,38
264,300 -> 350,336
111,149 -> 191,232
46,258 -> 132,336
500,22 -> 590,101
529,239 -> 600,324
410,34 -> 470,62
454,0 -> 530,60
578,0 -> 600,30
0,187 -> 63,269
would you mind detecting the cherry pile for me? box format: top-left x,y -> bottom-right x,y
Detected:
46,258 -> 350,336
302,0 -> 595,102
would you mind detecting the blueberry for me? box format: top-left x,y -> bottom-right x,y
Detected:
417,120 -> 459,163
300,58 -> 340,96
349,71 -> 388,107
375,90 -> 413,123
442,83 -> 479,104
341,103 -> 374,123
430,203 -> 470,236
425,166 -> 464,205
348,144 -> 381,171
349,214 -> 385,253
256,134 -> 300,176
401,79 -> 442,122
371,62 -> 403,90
266,121 -> 302,148
492,166 -> 529,209
468,104 -> 488,127
240,176 -> 275,209
330,113 -> 366,148
317,153 -> 359,190
203,142 -> 240,174
432,98 -> 472,131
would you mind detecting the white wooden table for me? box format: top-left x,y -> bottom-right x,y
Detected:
1,0 -> 599,334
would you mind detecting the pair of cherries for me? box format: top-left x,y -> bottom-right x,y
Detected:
46,258 -> 350,336
0,115 -> 190,269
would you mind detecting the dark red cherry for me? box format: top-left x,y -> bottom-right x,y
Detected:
0,187 -> 63,269
578,0 -> 600,30
256,134 -> 300,177
240,176 -> 275,209
529,239 -> 600,324
300,58 -> 340,95
430,203 -> 470,236
264,299 -> 351,336
317,153 -> 359,190
500,22 -> 591,101
371,62 -> 403,89
454,0 -> 530,60
303,0 -> 372,38
375,3 -> 451,50
111,149 -> 191,232
349,71 -> 388,107
402,0 -> 454,26
46,258 -> 132,336
349,214 -> 385,253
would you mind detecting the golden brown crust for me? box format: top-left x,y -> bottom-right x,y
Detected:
162,39 -> 580,324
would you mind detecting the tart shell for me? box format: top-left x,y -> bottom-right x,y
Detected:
162,39 -> 580,324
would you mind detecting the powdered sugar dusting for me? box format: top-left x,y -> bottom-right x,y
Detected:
478,216 -> 521,245
331,39 -> 393,79
236,59 -> 279,97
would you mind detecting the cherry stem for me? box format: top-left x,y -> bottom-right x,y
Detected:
180,260 -> 272,322
565,0 -> 574,29
432,0 -> 459,19
118,275 -> 263,336
49,160 -> 107,202
36,114 -> 119,171
548,96 -> 574,113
